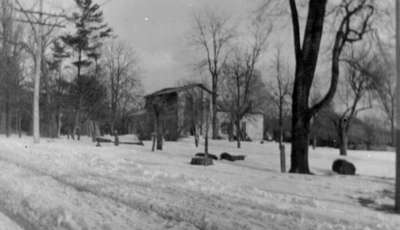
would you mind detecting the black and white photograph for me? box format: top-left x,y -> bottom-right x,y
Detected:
0,0 -> 398,229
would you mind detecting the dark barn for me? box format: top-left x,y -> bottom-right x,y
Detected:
129,84 -> 212,141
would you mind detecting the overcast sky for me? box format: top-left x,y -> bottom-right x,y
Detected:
38,0 -> 393,96
29,0 -> 290,93
96,0 -> 262,93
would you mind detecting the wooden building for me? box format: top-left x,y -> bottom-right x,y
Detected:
130,84 -> 212,141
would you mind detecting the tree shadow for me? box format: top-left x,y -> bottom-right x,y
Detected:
357,189 -> 396,214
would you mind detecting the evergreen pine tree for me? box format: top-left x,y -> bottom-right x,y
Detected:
61,0 -> 112,139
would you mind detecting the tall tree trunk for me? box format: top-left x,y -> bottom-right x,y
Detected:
391,98 -> 395,146
156,115 -> 163,150
290,111 -> 311,174
211,77 -> 218,139
205,105 -> 210,155
236,119 -> 241,149
279,98 -> 283,145
394,0 -> 400,213
290,63 -> 314,174
279,98 -> 286,172
194,126 -> 199,148
111,102 -> 117,134
5,90 -> 10,137
33,0 -> 43,143
57,110 -> 62,138
74,107 -> 81,140
74,49 -> 83,140
338,122 -> 348,156
288,0 -> 327,174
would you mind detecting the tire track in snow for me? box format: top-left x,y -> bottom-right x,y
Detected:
0,154 -> 203,230
0,154 -> 380,230
0,155 -> 192,230
0,151 -> 268,229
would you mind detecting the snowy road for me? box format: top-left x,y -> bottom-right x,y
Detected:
0,136 -> 398,229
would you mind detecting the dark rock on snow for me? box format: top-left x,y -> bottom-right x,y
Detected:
332,159 -> 356,175
190,157 -> 213,166
220,152 -> 246,161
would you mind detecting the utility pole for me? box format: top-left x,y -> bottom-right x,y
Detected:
14,0 -> 65,143
395,0 -> 400,213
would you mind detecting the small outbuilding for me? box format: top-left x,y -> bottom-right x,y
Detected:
129,84 -> 212,141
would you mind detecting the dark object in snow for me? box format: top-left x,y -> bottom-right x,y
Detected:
95,137 -> 113,143
332,159 -> 356,175
118,134 -> 144,146
96,142 -> 101,147
190,157 -> 213,166
120,141 -> 144,146
220,152 -> 246,161
95,135 -> 144,146
195,153 -> 218,160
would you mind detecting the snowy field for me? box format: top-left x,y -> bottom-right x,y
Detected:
0,136 -> 398,230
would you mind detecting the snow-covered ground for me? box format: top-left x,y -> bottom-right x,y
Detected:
0,136 -> 398,230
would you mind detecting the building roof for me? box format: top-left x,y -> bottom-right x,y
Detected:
145,83 -> 212,98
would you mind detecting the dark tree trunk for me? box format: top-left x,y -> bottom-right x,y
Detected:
156,117 -> 163,151
236,120 -> 241,149
194,126 -> 199,147
395,0 -> 400,213
211,85 -> 218,139
279,144 -> 286,173
90,121 -> 96,142
205,115 -> 209,155
288,0 -> 327,174
290,109 -> 312,174
338,124 -> 348,156
57,110 -> 62,138
74,49 -> 83,140
391,102 -> 395,146
5,90 -> 10,137
278,97 -> 286,172
74,109 -> 81,141
279,97 -> 283,145
152,133 -> 156,152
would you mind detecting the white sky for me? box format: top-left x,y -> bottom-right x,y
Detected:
29,0 -> 394,99
25,0 -> 292,94
98,0 -> 261,93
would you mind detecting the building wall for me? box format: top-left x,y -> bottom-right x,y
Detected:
217,112 -> 264,141
243,114 -> 264,141
131,86 -> 212,141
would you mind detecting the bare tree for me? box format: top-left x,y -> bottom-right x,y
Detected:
220,65 -> 268,148
15,0 -> 66,142
287,0 -> 374,173
218,16 -> 270,148
267,48 -> 293,172
331,48 -> 374,156
103,40 -> 139,134
191,8 -> 235,139
369,35 -> 395,145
